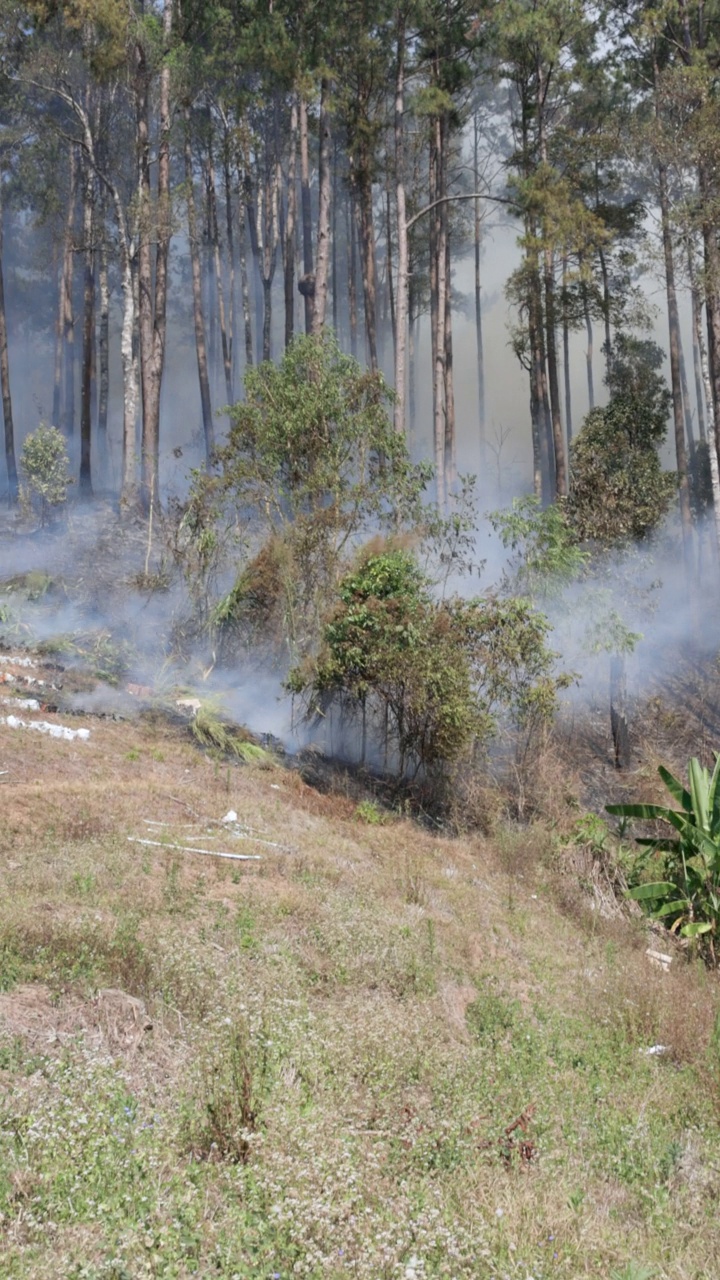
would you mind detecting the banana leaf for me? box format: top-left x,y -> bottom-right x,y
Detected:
627,881 -> 676,901
658,764 -> 694,813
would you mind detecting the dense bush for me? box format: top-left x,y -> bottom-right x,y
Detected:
20,423 -> 72,525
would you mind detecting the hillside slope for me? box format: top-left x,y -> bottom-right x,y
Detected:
1,690 -> 720,1280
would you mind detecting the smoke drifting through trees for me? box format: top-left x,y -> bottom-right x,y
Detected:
0,0 -> 715,535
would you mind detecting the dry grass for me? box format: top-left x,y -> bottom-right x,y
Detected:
2,703 -> 720,1278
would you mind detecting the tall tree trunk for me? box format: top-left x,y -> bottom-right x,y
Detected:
598,246 -> 612,364
526,230 -> 553,504
693,244 -> 720,558
348,187 -> 358,359
562,254 -> 572,447
97,215 -> 110,479
393,14 -> 409,436
184,109 -> 213,459
679,328 -> 695,451
408,250 -> 417,435
444,224 -> 456,492
543,246 -> 566,496
688,241 -> 707,442
54,145 -> 76,432
658,159 -> 694,563
63,146 -> 77,439
207,138 -> 233,403
137,0 -> 173,512
221,127 -> 237,392
284,95 -> 298,348
0,177 -> 17,502
299,93 -> 314,334
473,113 -> 485,469
237,166 -> 253,369
79,149 -> 94,498
355,146 -> 378,371
429,112 -> 446,506
312,78 -> 331,335
581,273 -> 595,409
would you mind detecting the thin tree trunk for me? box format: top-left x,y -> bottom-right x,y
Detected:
598,246 -> 612,363
79,149 -> 94,498
543,246 -> 566,496
207,139 -> 233,403
430,112 -> 446,506
222,128 -> 237,392
562,254 -> 572,447
658,158 -> 693,562
0,177 -> 17,502
63,146 -> 77,439
693,250 -> 720,558
688,241 -> 707,441
332,139 -> 339,335
393,14 -> 408,436
54,145 -> 76,432
299,93 -> 313,334
581,274 -> 595,409
312,78 -> 331,335
97,216 -> 110,475
527,233 -> 552,504
444,223 -> 456,491
184,108 -> 213,459
237,166 -> 253,369
679,327 -> 695,450
348,188 -> 358,359
356,148 -> 378,371
610,654 -> 631,770
284,95 -> 298,347
473,113 -> 485,468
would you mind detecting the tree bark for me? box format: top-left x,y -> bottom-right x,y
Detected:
562,254 -> 572,447
79,148 -> 94,498
473,113 -> 485,469
0,176 -> 17,502
184,109 -> 213,460
444,224 -> 456,492
221,126 -> 237,392
206,138 -> 233,403
688,241 -> 707,441
393,14 -> 409,436
543,246 -> 566,496
355,144 -> 378,371
429,112 -> 446,506
312,78 -> 331,335
692,243 -> 720,558
581,275 -> 594,409
284,95 -> 298,347
54,145 -> 76,434
236,165 -> 254,369
610,654 -> 631,770
299,93 -> 314,334
348,187 -> 358,359
97,213 -> 110,478
658,159 -> 693,563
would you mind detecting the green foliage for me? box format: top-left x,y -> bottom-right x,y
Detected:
568,335 -> 676,548
190,334 -> 430,660
491,494 -> 588,602
190,705 -> 270,764
291,549 -> 567,779
607,755 -> 720,962
20,424 -> 72,524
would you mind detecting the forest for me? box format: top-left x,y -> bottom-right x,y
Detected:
0,0 -> 718,526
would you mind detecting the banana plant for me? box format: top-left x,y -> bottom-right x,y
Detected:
607,755 -> 720,963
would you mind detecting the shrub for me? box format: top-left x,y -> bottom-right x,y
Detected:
20,424 -> 72,525
607,754 -> 720,964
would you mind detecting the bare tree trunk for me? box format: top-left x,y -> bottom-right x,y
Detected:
527,233 -> 553,504
0,177 -> 17,502
581,273 -> 595,409
693,248 -> 720,558
63,146 -> 77,439
430,113 -> 446,507
312,78 -> 331,335
348,188 -> 358,359
393,15 -> 408,436
54,145 -> 76,432
679,327 -> 695,450
444,225 -> 456,492
221,128 -> 237,392
408,255 -> 417,435
184,108 -> 213,459
97,215 -> 110,478
658,159 -> 694,563
237,166 -> 253,369
598,246 -> 612,363
79,149 -> 94,498
284,95 -> 298,347
473,113 -> 485,469
543,247 -> 566,496
299,94 -> 314,334
206,138 -> 233,403
562,254 -> 572,447
688,241 -> 707,441
355,148 -> 378,371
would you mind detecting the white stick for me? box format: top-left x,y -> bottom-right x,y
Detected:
127,836 -> 261,862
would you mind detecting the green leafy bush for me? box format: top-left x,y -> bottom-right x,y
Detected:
20,424 -> 72,525
607,755 -> 720,963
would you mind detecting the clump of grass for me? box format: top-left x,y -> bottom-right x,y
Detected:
190,705 -> 274,766
180,1019 -> 265,1163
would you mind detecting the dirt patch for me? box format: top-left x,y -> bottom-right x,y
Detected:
0,982 -> 155,1060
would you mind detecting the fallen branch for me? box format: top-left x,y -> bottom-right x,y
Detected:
127,836 -> 261,862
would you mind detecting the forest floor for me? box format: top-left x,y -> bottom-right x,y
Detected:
2,642 -> 720,1279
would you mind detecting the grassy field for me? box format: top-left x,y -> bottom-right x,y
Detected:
1,703 -> 720,1279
